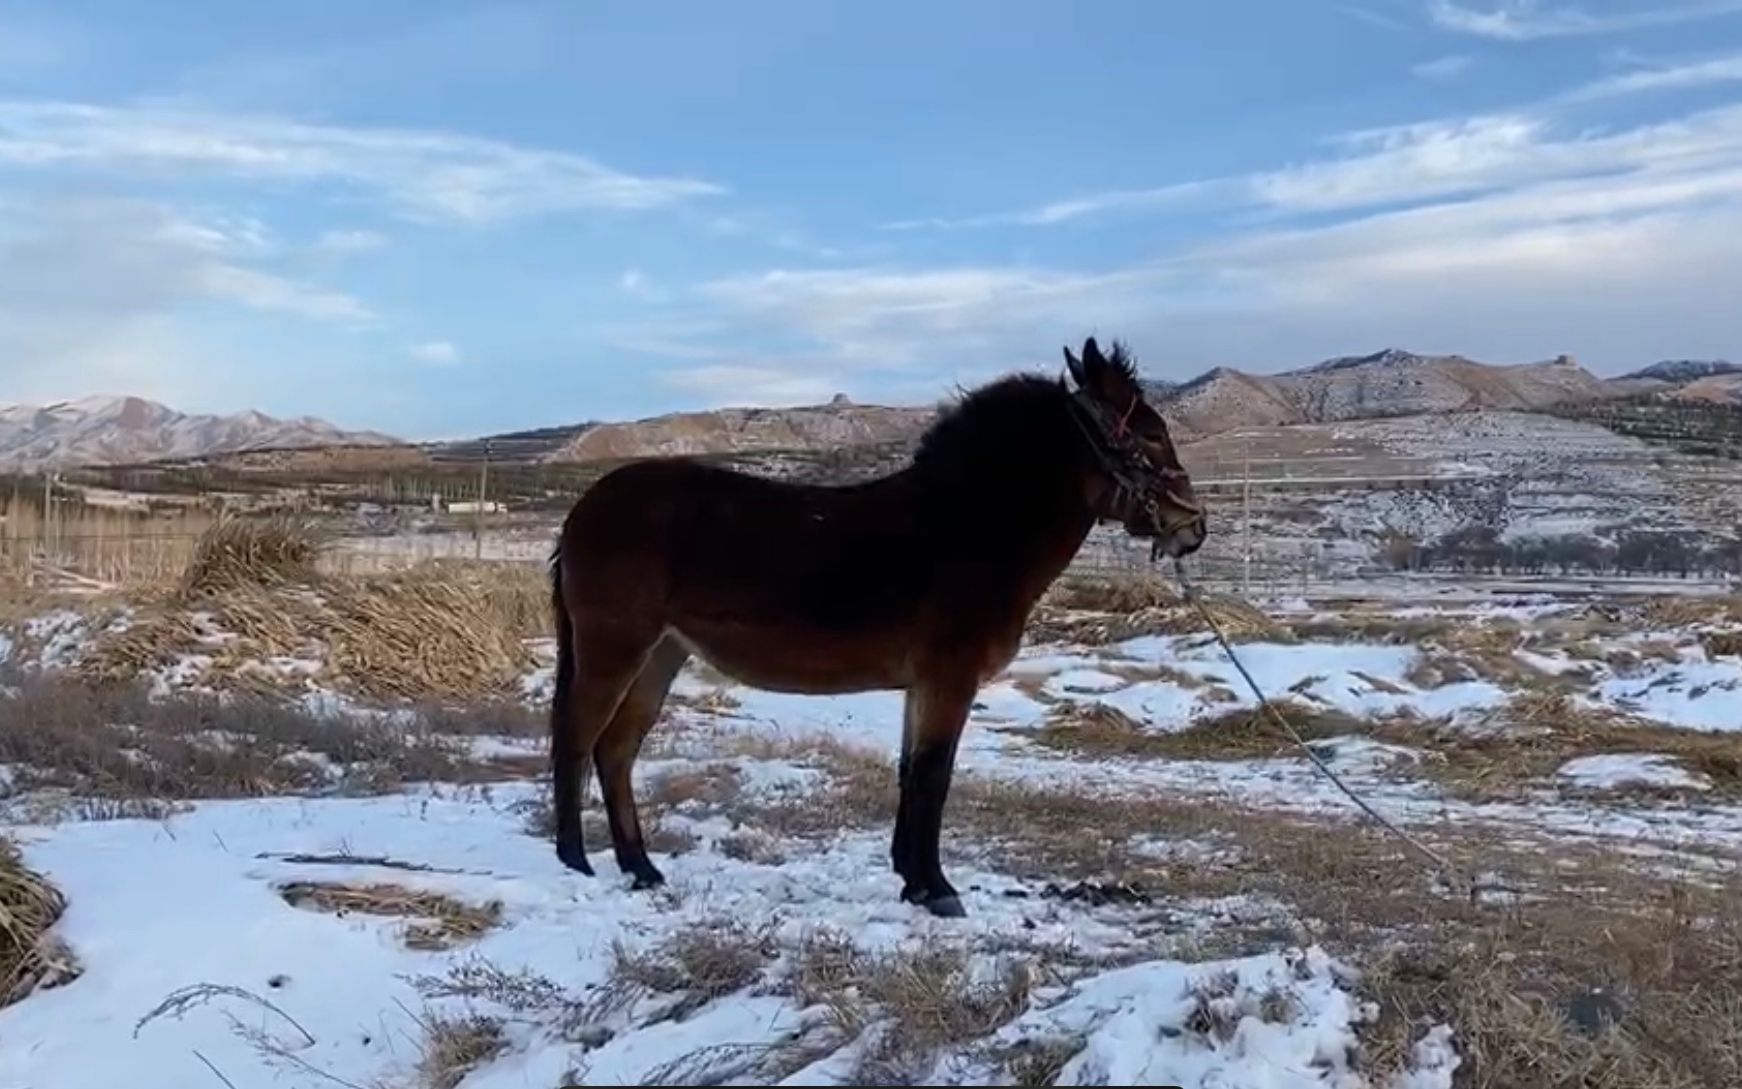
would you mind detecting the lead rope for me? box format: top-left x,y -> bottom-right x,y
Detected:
1168,556 -> 1476,902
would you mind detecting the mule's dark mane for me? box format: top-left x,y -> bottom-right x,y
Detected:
912,374 -> 1073,475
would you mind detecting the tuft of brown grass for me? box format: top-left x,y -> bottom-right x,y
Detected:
181,516 -> 325,598
414,1010 -> 508,1089
612,923 -> 775,1020
787,931 -> 1034,1084
1043,575 -> 1180,614
1361,881 -> 1742,1089
1023,700 -> 1361,762
1,837 -> 80,1007
1703,630 -> 1742,659
0,671 -> 486,807
278,882 -> 501,950
1392,692 -> 1742,798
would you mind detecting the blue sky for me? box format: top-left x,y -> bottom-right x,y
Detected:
2,0 -> 1741,438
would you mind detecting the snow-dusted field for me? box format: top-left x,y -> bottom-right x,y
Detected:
3,586 -> 1741,1087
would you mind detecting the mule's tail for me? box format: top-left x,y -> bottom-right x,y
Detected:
549,549 -> 592,873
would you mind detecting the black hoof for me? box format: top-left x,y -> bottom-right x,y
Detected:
557,841 -> 594,875
629,866 -> 666,891
902,884 -> 966,917
921,894 -> 966,918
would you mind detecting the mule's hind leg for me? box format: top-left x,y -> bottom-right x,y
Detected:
553,631 -> 657,876
595,636 -> 689,889
896,676 -> 977,918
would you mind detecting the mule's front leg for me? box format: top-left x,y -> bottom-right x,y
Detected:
896,678 -> 974,918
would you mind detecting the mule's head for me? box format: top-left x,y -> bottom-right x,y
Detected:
1064,337 -> 1207,558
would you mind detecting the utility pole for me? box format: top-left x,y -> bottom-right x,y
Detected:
474,441 -> 491,561
1241,444 -> 1252,596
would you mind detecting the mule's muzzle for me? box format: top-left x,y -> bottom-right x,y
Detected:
1160,514 -> 1208,559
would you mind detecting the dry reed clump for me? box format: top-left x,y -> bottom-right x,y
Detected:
1,837 -> 80,1007
1043,575 -> 1180,614
322,564 -> 539,700
180,516 -> 326,598
76,556 -> 548,702
1702,630 -> 1742,659
277,882 -> 501,950
414,1011 -> 508,1089
611,923 -> 776,1020
1028,591 -> 1285,648
1643,594 -> 1742,629
786,931 -> 1034,1083
1024,700 -> 1361,762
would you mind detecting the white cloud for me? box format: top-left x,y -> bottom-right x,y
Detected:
701,97 -> 1742,383
0,99 -> 724,223
1412,54 -> 1474,79
663,364 -> 843,407
619,268 -> 648,294
1427,0 -> 1742,40
314,228 -> 387,255
1561,51 -> 1742,101
881,180 -> 1224,231
409,340 -> 461,366
0,197 -> 373,404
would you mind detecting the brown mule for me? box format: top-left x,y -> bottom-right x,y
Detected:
549,338 -> 1205,916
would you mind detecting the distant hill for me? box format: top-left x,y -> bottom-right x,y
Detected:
1157,349 -> 1614,439
0,395 -> 396,469
543,395 -> 935,462
1622,360 -> 1742,383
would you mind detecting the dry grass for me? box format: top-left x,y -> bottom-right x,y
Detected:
414,1011 -> 508,1089
1643,593 -> 1742,628
181,516 -> 326,598
277,881 -> 501,950
788,931 -> 1034,1083
1361,881 -> 1742,1089
1028,575 -> 1286,647
323,563 -> 542,700
612,922 -> 776,1020
1043,574 -> 1180,614
1703,630 -> 1742,658
74,557 -> 547,701
0,670 -> 492,809
1387,692 -> 1742,798
1023,700 -> 1361,762
1,837 -> 80,1007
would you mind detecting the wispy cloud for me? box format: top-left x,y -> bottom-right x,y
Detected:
1412,54 -> 1474,79
0,197 -> 370,404
881,180 -> 1226,231
1427,0 -> 1742,41
313,228 -> 387,255
1561,50 -> 1742,101
1338,4 -> 1415,30
714,92 -> 1742,380
663,364 -> 844,407
409,340 -> 461,366
0,100 -> 724,223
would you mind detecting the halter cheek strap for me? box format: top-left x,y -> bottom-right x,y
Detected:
1063,378 -> 1204,534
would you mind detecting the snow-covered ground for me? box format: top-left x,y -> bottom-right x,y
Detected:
3,589 -> 1740,1087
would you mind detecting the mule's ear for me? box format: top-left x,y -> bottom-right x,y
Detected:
1082,337 -> 1106,370
1063,345 -> 1086,388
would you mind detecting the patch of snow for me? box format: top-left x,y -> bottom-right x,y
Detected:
961,947 -> 1367,1087
1558,754 -> 1710,792
1595,658 -> 1742,731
